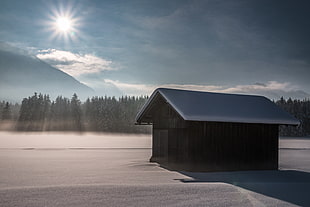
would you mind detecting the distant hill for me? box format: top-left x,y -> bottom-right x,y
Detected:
0,43 -> 94,102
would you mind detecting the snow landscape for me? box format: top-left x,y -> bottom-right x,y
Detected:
1,1 -> 310,206
0,132 -> 309,206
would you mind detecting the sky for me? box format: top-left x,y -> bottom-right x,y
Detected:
0,0 -> 310,99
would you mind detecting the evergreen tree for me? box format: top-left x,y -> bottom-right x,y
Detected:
48,96 -> 71,130
276,98 -> 310,136
1,102 -> 12,120
17,93 -> 50,131
70,93 -> 83,131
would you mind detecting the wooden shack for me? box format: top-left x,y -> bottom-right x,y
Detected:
135,88 -> 299,171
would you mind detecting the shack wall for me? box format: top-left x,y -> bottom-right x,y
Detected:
150,98 -> 279,171
186,122 -> 278,171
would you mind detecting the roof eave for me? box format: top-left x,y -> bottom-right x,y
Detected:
183,117 -> 300,126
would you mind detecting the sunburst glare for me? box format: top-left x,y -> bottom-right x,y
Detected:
44,2 -> 82,42
56,17 -> 72,32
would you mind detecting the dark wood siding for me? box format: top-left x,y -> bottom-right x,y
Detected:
149,94 -> 279,171
186,122 -> 278,171
150,97 -> 187,164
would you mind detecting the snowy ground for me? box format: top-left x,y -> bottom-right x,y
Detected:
0,132 -> 309,206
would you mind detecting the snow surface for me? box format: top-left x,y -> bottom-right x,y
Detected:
136,88 -> 300,125
0,132 -> 309,206
0,132 -> 151,149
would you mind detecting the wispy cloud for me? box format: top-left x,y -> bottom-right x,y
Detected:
105,80 -> 309,99
218,82 -> 310,100
105,79 -> 224,96
36,49 -> 114,77
221,81 -> 296,93
104,79 -> 155,96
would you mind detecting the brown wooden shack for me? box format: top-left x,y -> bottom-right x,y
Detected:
135,88 -> 299,172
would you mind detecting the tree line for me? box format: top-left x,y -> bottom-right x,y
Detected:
276,97 -> 310,137
0,101 -> 19,121
0,94 -> 310,136
0,93 -> 151,133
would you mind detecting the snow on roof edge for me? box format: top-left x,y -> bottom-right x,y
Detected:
135,88 -> 188,123
135,88 -> 160,123
158,88 -> 299,126
136,87 -> 300,126
183,115 -> 300,125
156,88 -> 187,120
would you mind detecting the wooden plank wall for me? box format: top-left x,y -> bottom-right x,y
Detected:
150,95 -> 279,171
186,121 -> 279,171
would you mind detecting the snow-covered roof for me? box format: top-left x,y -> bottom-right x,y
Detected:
136,88 -> 300,125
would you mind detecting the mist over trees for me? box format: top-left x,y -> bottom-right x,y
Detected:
0,94 -> 310,136
17,93 -> 51,131
83,95 -> 148,133
10,93 -> 151,133
1,102 -> 11,120
0,101 -> 19,120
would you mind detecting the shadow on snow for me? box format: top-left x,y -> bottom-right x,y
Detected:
177,170 -> 310,206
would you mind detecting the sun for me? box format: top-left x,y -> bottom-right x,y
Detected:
44,2 -> 83,42
56,17 -> 72,32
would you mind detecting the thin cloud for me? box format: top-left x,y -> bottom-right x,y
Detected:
104,80 -> 221,96
222,81 -> 297,94
37,49 -> 114,77
104,79 -> 155,96
105,80 -> 309,100
219,81 -> 310,99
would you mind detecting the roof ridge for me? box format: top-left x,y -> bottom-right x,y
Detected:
136,88 -> 300,126
156,87 -> 267,99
